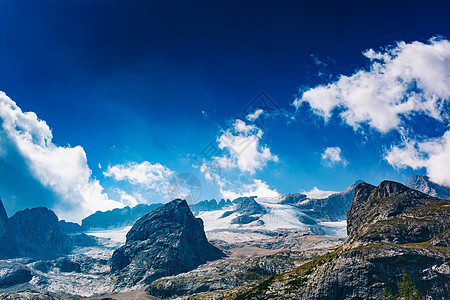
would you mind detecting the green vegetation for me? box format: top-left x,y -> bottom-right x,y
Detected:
382,270 -> 422,300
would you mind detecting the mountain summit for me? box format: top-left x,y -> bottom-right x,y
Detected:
110,199 -> 224,289
405,175 -> 450,200
0,199 -> 72,259
234,181 -> 450,299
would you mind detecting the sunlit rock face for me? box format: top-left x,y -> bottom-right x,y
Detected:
110,199 -> 224,289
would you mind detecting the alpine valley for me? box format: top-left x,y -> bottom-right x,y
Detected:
0,175 -> 448,299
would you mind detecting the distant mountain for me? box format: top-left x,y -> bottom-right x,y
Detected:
81,203 -> 162,230
58,220 -> 83,233
110,199 -> 224,289
189,198 -> 233,212
0,199 -> 72,259
220,197 -> 267,225
235,181 -> 450,299
281,180 -> 363,221
405,175 -> 450,200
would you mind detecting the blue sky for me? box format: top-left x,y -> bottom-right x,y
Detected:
0,0 -> 449,221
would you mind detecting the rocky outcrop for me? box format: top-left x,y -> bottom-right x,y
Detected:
110,199 -> 224,289
405,174 -> 450,200
220,197 -> 267,225
81,203 -> 162,230
0,265 -> 32,288
346,181 -> 449,245
0,198 -> 7,238
232,181 -> 450,299
189,199 -> 232,212
58,220 -> 82,234
282,180 -> 363,221
0,204 -> 72,259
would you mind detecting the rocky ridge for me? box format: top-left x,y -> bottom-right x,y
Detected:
0,200 -> 72,260
211,181 -> 450,299
110,199 -> 224,290
405,174 -> 450,200
281,180 -> 363,221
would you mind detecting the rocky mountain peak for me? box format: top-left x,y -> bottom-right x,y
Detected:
377,180 -> 410,198
0,198 -> 7,238
110,198 -> 224,289
0,206 -> 72,259
405,174 -> 450,200
347,180 -> 448,246
235,197 -> 266,215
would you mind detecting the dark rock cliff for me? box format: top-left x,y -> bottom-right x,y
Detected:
0,200 -> 72,259
110,199 -> 224,289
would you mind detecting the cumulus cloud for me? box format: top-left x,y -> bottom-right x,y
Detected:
219,179 -> 279,200
246,109 -> 263,122
216,119 -> 278,174
294,38 -> 450,133
385,130 -> 450,187
0,91 -> 123,222
302,187 -> 336,199
295,37 -> 450,187
321,147 -> 347,166
104,161 -> 173,193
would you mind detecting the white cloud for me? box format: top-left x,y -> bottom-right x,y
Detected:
104,161 -> 173,193
217,119 -> 278,174
0,91 -> 123,222
113,188 -> 140,207
246,109 -> 263,122
321,147 -> 347,166
294,38 -> 450,133
302,187 -> 336,199
220,179 -> 279,199
385,130 -> 450,187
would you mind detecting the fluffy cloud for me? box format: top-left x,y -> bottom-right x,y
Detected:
321,147 -> 347,166
295,38 -> 450,187
246,109 -> 263,122
294,38 -> 450,133
104,161 -> 173,193
216,119 -> 278,174
219,179 -> 279,200
0,91 -> 123,222
302,187 -> 336,199
385,130 -> 450,187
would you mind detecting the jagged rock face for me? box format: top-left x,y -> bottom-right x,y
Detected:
0,199 -> 7,238
235,197 -> 266,215
282,180 -> 362,221
110,199 -> 224,289
347,181 -> 449,245
0,265 -> 32,288
234,180 -> 450,300
81,203 -> 162,230
0,207 -> 72,259
223,197 -> 267,225
58,220 -> 82,233
405,174 -> 450,200
279,193 -> 307,205
189,198 -> 233,212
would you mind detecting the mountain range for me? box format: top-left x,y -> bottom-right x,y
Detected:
0,175 -> 448,299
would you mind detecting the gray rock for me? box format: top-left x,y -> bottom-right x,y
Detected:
0,205 -> 72,259
81,203 -> 162,230
58,220 -> 82,234
405,174 -> 450,200
0,265 -> 32,288
0,198 -> 7,238
110,199 -> 224,289
233,180 -> 450,299
284,180 -> 363,222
